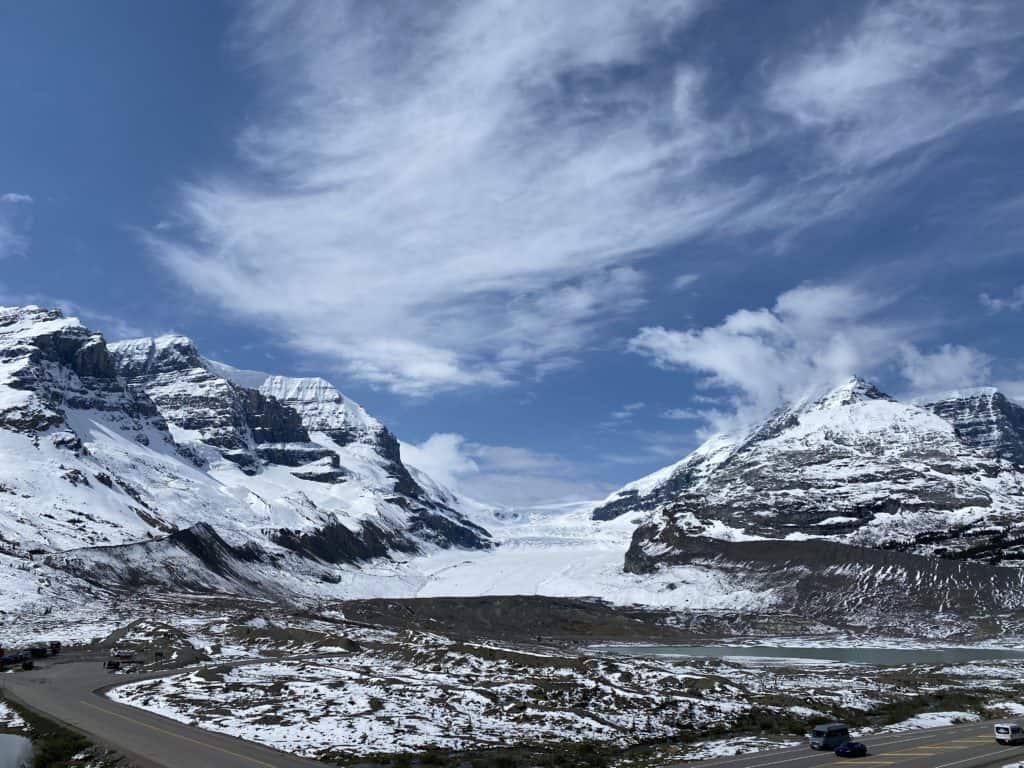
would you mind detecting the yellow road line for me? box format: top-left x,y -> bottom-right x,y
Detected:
79,700 -> 279,768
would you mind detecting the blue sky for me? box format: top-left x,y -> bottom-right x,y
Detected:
2,0 -> 1023,505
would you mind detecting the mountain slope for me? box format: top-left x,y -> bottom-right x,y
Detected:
922,388 -> 1024,467
0,306 -> 489,601
597,377 -> 1024,566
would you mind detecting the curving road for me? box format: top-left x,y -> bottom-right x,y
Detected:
674,718 -> 1024,768
3,656 -> 1024,768
0,658 -> 328,768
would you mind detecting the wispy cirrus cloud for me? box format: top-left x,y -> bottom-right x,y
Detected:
981,285 -> 1024,312
662,408 -> 700,420
766,0 -> 1023,168
151,0 -> 1024,396
151,0 -> 744,395
0,192 -> 32,259
670,273 -> 700,292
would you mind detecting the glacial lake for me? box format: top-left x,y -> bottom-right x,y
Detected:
0,734 -> 32,768
598,644 -> 1024,666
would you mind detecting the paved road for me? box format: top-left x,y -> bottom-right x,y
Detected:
674,718 -> 1024,768
0,659 -> 328,768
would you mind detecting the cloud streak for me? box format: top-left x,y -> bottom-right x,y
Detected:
0,192 -> 32,259
981,285 -> 1024,312
152,0 -> 1024,395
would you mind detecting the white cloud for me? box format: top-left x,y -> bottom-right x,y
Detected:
662,408 -> 700,420
630,283 -> 900,429
981,285 -> 1024,312
670,273 -> 700,291
630,281 -> 996,432
0,193 -> 32,258
151,1 -> 1024,396
766,1 -> 1023,168
900,343 -> 993,393
400,433 -> 480,491
152,0 -> 760,396
403,433 -> 610,507
609,401 -> 645,421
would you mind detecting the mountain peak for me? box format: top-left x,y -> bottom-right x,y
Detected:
812,376 -> 893,410
109,334 -> 204,377
0,304 -> 84,338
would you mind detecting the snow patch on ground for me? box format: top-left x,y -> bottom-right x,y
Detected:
107,644 -> 747,758
679,736 -> 801,760
0,700 -> 25,729
882,711 -> 981,732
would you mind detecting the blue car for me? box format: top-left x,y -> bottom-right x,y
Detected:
835,741 -> 868,758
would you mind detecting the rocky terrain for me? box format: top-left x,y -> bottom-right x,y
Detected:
597,377 -> 1024,560
922,387 -> 1024,466
590,377 -> 1024,622
80,606 -> 1024,767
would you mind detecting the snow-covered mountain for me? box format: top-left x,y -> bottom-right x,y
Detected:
0,306 -> 489,601
7,304 -> 1024,628
595,377 -> 1024,570
921,387 -> 1024,467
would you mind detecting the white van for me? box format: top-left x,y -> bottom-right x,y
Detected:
994,723 -> 1024,745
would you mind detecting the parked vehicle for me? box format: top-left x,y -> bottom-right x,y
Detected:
28,645 -> 49,659
810,723 -> 851,750
104,660 -> 121,671
994,723 -> 1024,745
20,660 -> 33,671
49,641 -> 61,655
1,652 -> 27,667
835,741 -> 868,758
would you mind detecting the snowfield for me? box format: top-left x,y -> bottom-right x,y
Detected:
101,612 -> 1024,764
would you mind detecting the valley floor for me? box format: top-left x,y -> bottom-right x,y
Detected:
6,594 -> 1024,768
6,504 -> 1024,766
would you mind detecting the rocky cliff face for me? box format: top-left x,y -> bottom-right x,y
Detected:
0,305 -> 489,596
108,336 -> 334,473
922,388 -> 1024,467
0,306 -> 163,435
597,377 -> 1024,572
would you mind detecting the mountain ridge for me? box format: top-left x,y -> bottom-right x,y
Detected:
0,305 -> 490,602
597,376 -> 1024,566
